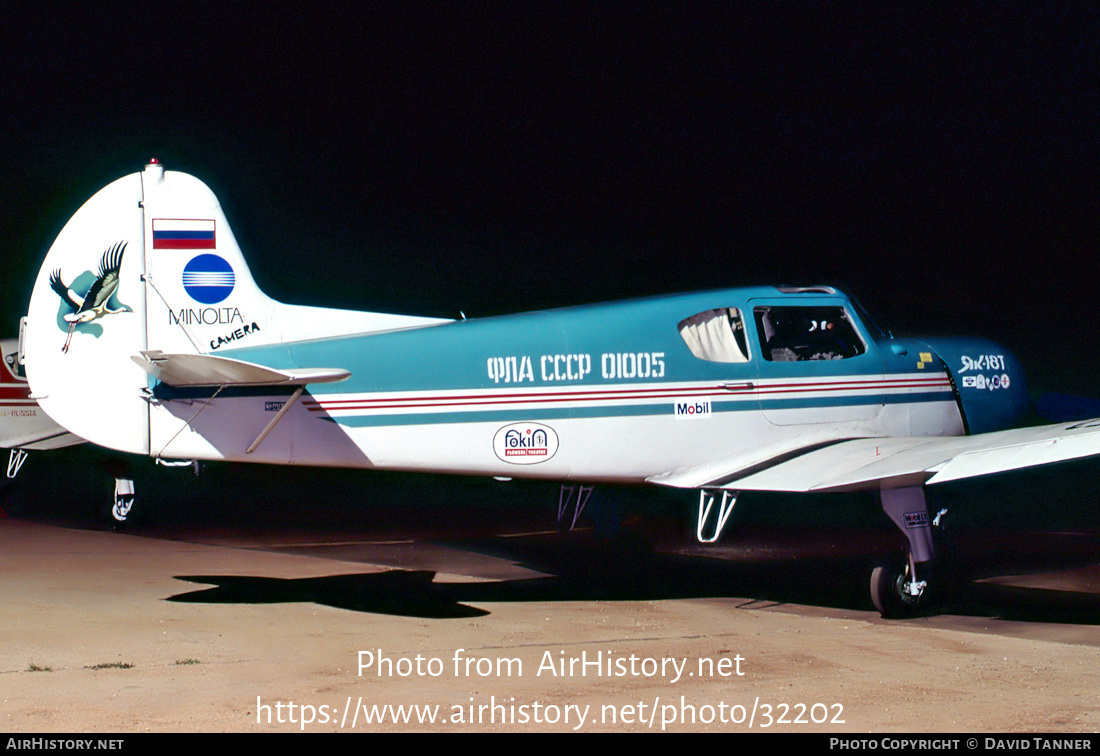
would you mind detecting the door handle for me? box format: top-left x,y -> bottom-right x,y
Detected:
720,382 -> 754,391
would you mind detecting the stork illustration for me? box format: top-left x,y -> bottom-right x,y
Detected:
49,241 -> 131,353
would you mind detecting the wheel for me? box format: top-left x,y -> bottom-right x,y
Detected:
108,476 -> 136,525
870,561 -> 922,618
111,493 -> 135,523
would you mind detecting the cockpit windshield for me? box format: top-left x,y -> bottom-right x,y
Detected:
753,306 -> 866,361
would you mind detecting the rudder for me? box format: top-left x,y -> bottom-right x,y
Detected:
24,169 -> 149,454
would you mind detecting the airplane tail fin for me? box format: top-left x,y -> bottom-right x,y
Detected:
23,160 -> 446,456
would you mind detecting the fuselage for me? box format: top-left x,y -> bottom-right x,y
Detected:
20,165 -> 1031,484
144,286 -> 1027,483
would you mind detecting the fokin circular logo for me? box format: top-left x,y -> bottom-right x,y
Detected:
493,422 -> 559,465
183,254 -> 235,304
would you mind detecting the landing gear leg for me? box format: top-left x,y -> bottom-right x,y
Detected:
112,477 -> 136,523
872,486 -> 934,618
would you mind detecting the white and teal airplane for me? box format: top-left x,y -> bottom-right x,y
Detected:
19,160 -> 1100,616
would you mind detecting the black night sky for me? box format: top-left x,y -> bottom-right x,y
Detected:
2,3 -> 1098,396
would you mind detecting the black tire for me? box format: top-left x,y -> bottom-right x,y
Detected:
101,486 -> 136,528
109,492 -> 136,526
870,562 -> 921,619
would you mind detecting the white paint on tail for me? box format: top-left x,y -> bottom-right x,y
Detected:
24,161 -> 449,456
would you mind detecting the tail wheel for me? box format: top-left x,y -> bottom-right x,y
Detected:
111,494 -> 135,523
109,476 -> 136,524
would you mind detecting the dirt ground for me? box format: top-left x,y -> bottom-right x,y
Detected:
1,513 -> 1098,734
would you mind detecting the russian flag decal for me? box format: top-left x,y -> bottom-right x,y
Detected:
153,219 -> 216,249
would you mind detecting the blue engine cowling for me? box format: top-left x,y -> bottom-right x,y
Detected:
916,338 -> 1030,435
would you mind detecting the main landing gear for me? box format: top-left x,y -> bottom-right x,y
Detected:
872,486 -> 939,618
691,484 -> 945,618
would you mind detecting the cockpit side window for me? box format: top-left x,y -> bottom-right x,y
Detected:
753,306 -> 865,361
678,308 -> 750,363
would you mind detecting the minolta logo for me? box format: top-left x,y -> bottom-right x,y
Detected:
675,400 -> 712,419
183,254 -> 235,304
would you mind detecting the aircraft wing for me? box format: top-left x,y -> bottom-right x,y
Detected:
648,419 -> 1100,493
132,351 -> 350,388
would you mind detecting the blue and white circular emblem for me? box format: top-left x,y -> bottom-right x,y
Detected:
182,254 -> 235,304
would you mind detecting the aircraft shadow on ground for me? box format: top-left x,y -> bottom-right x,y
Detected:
167,533 -> 1100,623
166,541 -> 873,619
168,571 -> 491,619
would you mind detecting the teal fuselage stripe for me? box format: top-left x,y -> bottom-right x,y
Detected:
325,390 -> 953,428
326,403 -> 660,427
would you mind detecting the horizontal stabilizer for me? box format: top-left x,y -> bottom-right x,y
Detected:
132,351 -> 350,388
